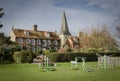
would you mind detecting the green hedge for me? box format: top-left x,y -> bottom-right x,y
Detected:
48,52 -> 120,62
13,50 -> 33,63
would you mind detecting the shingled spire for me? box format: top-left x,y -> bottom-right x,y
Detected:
60,11 -> 71,35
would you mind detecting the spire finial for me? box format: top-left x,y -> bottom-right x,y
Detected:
12,25 -> 14,30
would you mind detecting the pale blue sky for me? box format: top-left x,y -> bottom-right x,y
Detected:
0,0 -> 120,36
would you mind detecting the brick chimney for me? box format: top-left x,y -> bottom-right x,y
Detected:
32,24 -> 37,31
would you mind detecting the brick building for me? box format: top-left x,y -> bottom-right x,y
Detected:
10,25 -> 60,52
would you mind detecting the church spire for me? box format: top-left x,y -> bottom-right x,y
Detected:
60,11 -> 71,35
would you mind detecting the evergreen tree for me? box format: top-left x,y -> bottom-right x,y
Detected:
0,8 -> 4,28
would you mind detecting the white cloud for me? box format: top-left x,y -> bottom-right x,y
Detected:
87,0 -> 120,16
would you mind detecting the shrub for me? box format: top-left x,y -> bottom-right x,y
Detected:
67,48 -> 73,52
13,50 -> 33,63
13,51 -> 21,64
27,51 -> 33,63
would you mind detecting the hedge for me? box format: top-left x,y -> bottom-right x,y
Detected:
47,52 -> 120,62
13,50 -> 33,63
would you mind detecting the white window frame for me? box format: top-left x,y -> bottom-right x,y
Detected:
18,38 -> 23,44
32,46 -> 36,52
37,39 -> 41,45
24,31 -> 29,36
42,40 -> 46,47
31,39 -> 35,45
47,40 -> 51,45
36,46 -> 41,51
54,40 -> 58,45
26,38 -> 31,44
54,47 -> 58,50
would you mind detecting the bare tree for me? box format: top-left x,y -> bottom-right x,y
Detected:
79,26 -> 118,52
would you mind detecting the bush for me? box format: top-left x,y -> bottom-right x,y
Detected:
13,50 -> 33,63
13,51 -> 21,64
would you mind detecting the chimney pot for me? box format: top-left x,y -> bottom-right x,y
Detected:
33,24 -> 37,31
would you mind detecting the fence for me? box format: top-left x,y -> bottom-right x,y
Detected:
98,56 -> 120,69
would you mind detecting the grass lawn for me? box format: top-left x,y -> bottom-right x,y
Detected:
0,62 -> 120,81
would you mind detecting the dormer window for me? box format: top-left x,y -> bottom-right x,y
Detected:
74,37 -> 79,42
45,32 -> 50,37
24,31 -> 29,36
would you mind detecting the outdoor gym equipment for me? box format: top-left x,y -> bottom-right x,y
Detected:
75,57 -> 86,71
96,54 -> 114,69
39,57 -> 56,71
70,57 -> 93,72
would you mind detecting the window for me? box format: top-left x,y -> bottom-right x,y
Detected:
26,38 -> 31,44
19,45 -> 23,50
42,47 -> 46,50
47,46 -> 51,50
24,31 -> 29,36
42,40 -> 46,47
32,46 -> 36,52
54,47 -> 58,50
31,39 -> 35,45
47,40 -> 51,45
26,45 -> 30,50
45,32 -> 50,37
74,44 -> 80,48
37,39 -> 41,45
54,40 -> 58,45
36,46 -> 41,51
18,38 -> 23,44
74,37 -> 79,42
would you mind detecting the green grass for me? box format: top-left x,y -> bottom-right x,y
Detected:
0,62 -> 120,81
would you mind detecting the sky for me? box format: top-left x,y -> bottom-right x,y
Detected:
0,0 -> 120,36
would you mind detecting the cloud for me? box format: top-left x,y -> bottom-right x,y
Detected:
0,0 -> 62,35
87,0 -> 120,16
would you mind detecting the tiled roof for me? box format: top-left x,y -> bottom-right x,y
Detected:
68,36 -> 80,43
13,28 -> 60,40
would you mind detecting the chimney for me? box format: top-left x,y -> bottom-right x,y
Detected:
55,30 -> 57,34
32,24 -> 37,31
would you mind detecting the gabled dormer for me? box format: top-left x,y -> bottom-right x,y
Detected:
24,30 -> 29,36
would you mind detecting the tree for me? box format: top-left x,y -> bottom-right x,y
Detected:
0,8 -> 4,28
115,16 -> 120,49
0,47 -> 5,62
0,8 -> 5,46
116,16 -> 120,33
79,26 -> 118,52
